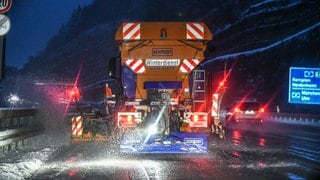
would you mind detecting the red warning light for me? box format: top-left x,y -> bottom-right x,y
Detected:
67,87 -> 80,101
234,107 -> 241,112
219,81 -> 225,87
259,107 -> 265,113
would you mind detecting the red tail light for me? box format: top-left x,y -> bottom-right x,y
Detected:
127,115 -> 133,123
67,87 -> 80,100
190,114 -> 207,122
219,81 -> 225,87
234,107 -> 241,112
189,112 -> 208,127
119,115 -> 135,127
259,108 -> 265,113
193,115 -> 199,122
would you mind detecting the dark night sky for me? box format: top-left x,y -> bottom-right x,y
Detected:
5,0 -> 94,69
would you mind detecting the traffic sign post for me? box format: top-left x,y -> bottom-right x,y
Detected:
289,67 -> 320,104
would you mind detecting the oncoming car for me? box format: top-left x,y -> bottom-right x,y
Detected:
226,99 -> 265,125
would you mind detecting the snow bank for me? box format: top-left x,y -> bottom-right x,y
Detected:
0,147 -> 57,179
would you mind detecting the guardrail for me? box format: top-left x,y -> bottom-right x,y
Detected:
0,107 -> 42,153
266,112 -> 320,127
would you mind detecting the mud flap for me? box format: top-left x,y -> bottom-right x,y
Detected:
71,115 -> 111,143
120,131 -> 207,153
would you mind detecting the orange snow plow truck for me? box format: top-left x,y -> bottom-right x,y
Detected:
114,22 -> 225,153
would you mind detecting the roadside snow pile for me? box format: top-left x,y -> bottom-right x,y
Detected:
0,147 -> 56,180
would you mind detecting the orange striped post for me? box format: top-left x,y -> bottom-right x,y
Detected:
211,94 -> 219,117
71,116 -> 83,136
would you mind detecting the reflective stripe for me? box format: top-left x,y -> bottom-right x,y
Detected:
211,94 -> 219,117
179,59 -> 200,73
125,59 -> 146,73
123,23 -> 141,40
186,22 -> 204,40
72,116 -> 83,136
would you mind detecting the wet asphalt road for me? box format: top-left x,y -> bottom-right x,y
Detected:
29,121 -> 320,180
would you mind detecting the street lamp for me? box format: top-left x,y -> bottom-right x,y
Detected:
8,94 -> 20,104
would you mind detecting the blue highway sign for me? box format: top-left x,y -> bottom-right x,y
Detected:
289,67 -> 320,104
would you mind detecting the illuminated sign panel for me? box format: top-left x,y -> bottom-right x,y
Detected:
145,59 -> 180,66
289,67 -> 320,104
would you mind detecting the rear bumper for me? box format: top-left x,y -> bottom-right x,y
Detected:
232,118 -> 264,123
227,113 -> 264,124
236,112 -> 263,118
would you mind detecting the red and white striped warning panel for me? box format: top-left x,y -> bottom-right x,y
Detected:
179,58 -> 200,73
122,22 -> 141,40
125,58 -> 146,73
186,22 -> 204,40
71,116 -> 83,136
211,94 -> 219,117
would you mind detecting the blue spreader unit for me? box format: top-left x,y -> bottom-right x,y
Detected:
120,131 -> 208,153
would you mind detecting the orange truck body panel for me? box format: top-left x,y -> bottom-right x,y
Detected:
115,22 -> 212,100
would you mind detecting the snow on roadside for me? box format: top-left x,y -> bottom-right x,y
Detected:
0,108 -> 70,179
0,147 -> 57,180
